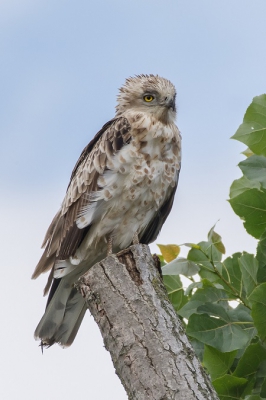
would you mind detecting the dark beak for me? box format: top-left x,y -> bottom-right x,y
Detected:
167,98 -> 176,112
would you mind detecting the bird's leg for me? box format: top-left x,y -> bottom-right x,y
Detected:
107,236 -> 113,256
132,232 -> 139,245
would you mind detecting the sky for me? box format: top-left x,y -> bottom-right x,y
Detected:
1,1 -> 266,399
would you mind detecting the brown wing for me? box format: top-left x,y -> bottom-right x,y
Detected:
32,117 -> 131,282
139,168 -> 180,244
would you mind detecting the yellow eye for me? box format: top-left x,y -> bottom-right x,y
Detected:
143,95 -> 154,102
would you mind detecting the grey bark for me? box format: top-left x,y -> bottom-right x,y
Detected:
75,244 -> 218,400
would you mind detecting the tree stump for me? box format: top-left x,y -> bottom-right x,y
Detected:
75,244 -> 218,400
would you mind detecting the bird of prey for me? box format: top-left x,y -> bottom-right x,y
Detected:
32,74 -> 182,347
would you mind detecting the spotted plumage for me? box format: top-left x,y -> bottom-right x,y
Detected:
33,74 -> 182,347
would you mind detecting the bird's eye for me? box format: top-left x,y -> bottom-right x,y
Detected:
143,95 -> 154,102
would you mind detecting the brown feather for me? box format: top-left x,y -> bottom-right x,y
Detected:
67,119 -> 116,186
41,210 -> 61,248
43,268 -> 55,296
57,118 -> 131,258
140,169 -> 180,244
33,117 -> 131,281
32,249 -> 56,279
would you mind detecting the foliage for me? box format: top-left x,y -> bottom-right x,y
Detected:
159,95 -> 266,400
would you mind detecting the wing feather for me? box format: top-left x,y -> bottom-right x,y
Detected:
140,169 -> 180,244
32,117 -> 131,284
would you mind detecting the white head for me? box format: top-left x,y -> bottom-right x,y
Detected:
116,74 -> 177,124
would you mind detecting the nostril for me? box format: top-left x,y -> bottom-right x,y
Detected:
165,97 -> 168,101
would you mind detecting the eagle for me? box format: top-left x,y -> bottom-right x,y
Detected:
32,74 -> 182,347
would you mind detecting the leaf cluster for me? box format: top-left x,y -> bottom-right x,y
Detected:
159,95 -> 266,400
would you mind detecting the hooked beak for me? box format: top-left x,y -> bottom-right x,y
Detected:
166,97 -> 176,112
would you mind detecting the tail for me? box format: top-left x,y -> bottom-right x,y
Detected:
34,242 -> 107,348
34,277 -> 87,347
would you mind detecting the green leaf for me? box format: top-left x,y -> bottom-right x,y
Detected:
242,147 -> 254,158
189,257 -> 222,284
230,176 -> 261,198
187,241 -> 223,283
183,243 -> 201,249
241,360 -> 266,398
252,303 -> 266,341
188,241 -> 222,263
200,240 -> 223,263
184,281 -> 203,296
187,245 -> 212,269
239,155 -> 266,189
238,253 -> 258,297
162,257 -> 199,276
257,230 -> 266,268
198,303 -> 230,319
232,94 -> 266,156
249,283 -> 266,304
186,312 -> 250,352
256,237 -> 266,283
198,303 -> 253,330
241,376 -> 257,398
163,274 -> 187,311
157,254 -> 166,266
178,300 -> 205,319
190,338 -> 205,361
178,285 -> 228,319
256,230 -> 266,283
203,345 -> 237,380
208,225 -> 226,254
230,99 -> 266,239
212,374 -> 247,400
249,283 -> 266,340
227,304 -> 256,346
221,252 -> 245,297
244,396 -> 266,400
233,343 -> 266,379
157,244 -> 180,262
229,188 -> 266,239
231,303 -> 254,326
259,363 -> 266,397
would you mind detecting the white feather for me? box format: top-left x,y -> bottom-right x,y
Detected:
76,201 -> 98,228
54,259 -> 77,278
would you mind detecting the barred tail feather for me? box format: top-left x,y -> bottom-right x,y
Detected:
54,295 -> 87,347
34,278 -> 86,347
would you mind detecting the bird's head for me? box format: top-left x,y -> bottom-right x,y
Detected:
116,74 -> 177,124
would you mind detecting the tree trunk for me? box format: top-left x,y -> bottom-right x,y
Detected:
75,244 -> 218,400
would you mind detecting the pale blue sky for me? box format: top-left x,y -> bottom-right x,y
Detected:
1,1 -> 265,399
